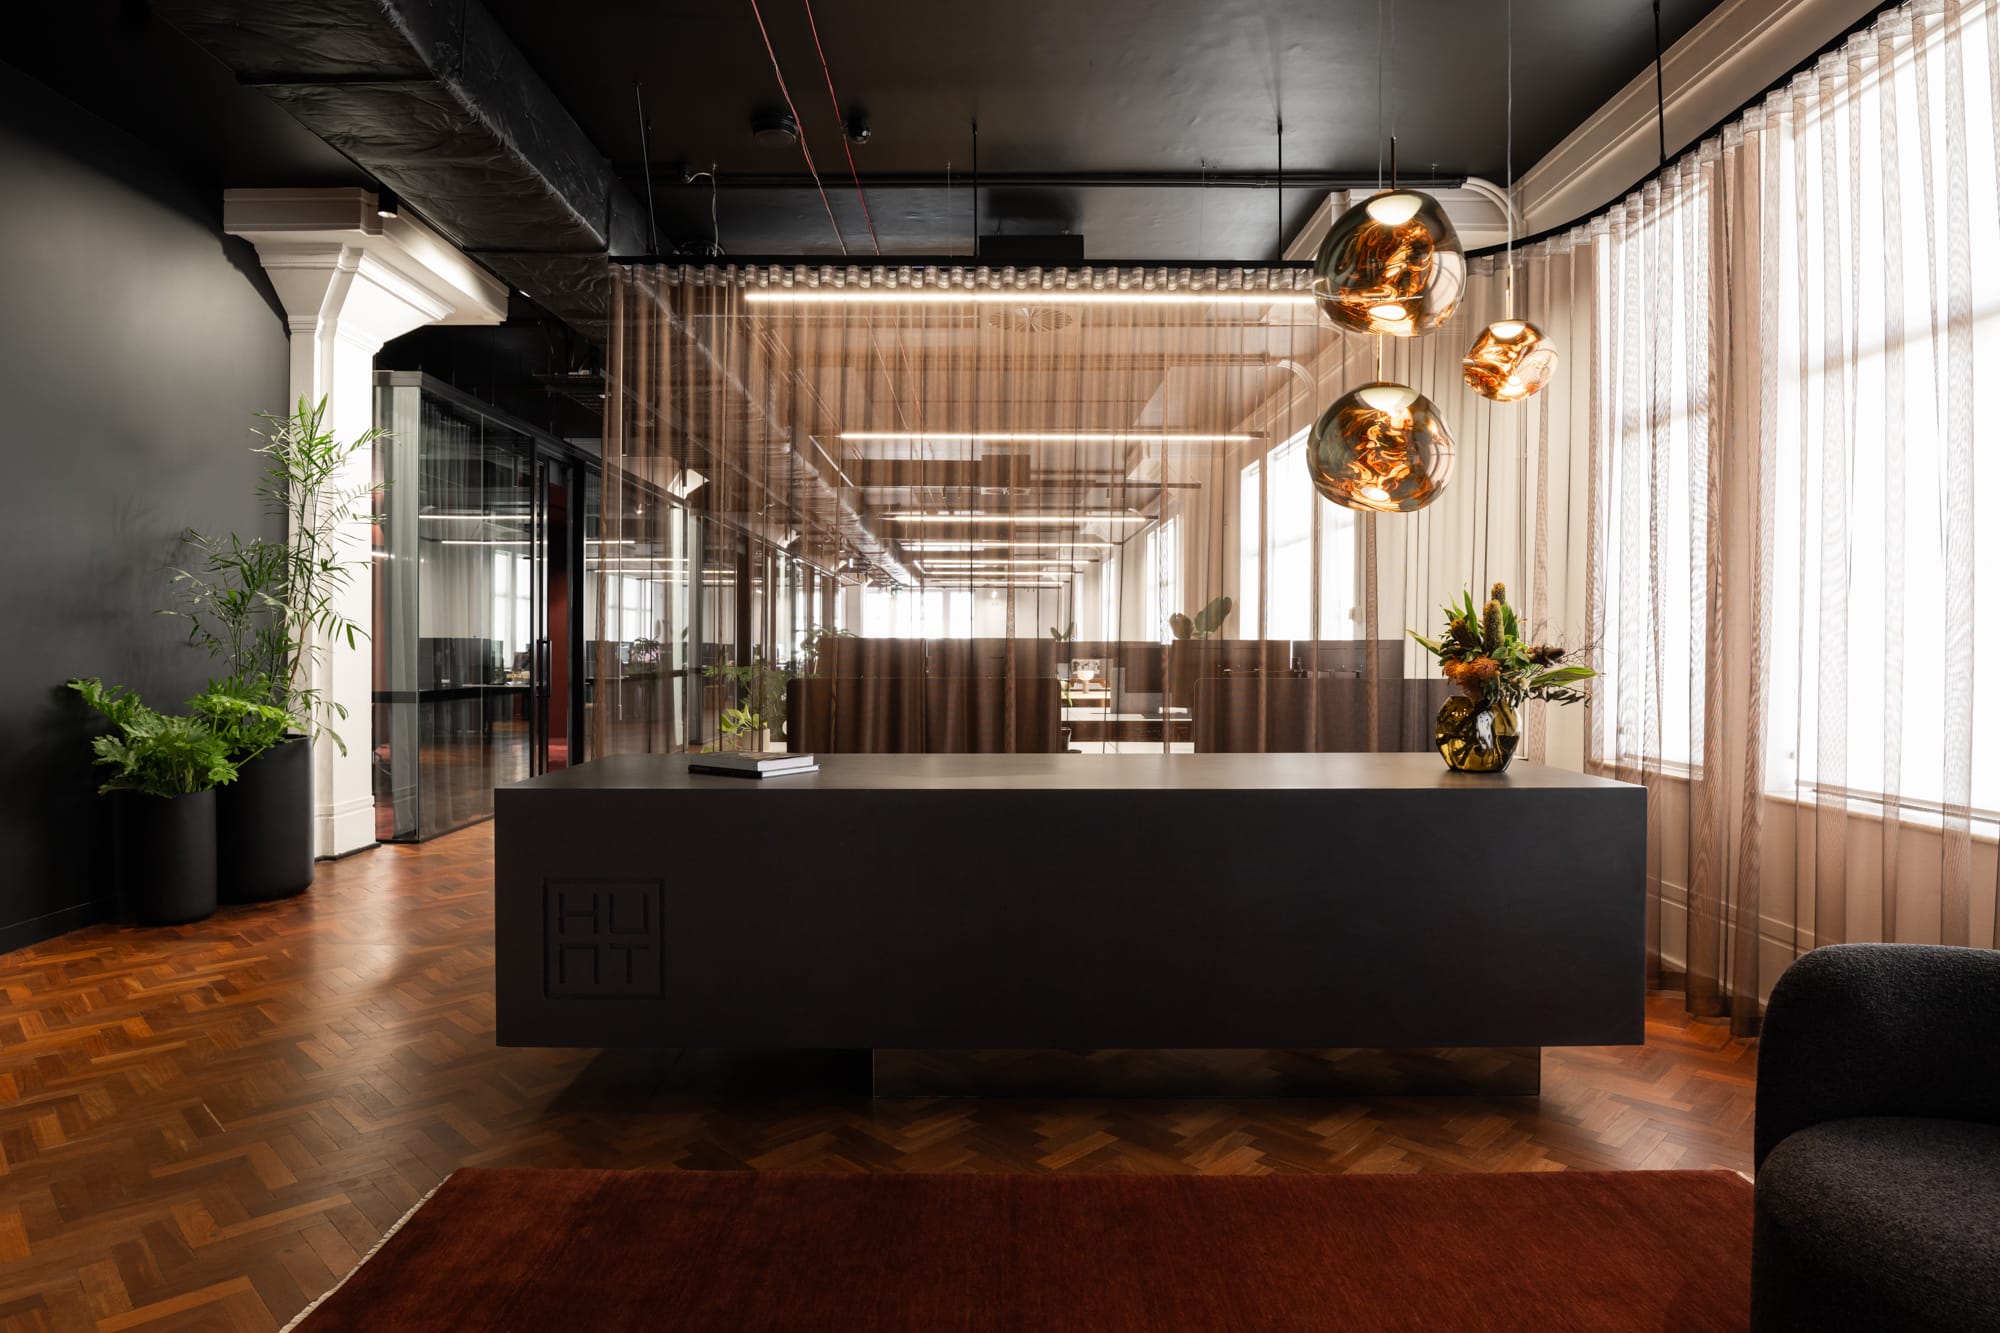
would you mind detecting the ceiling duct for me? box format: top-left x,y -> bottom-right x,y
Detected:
149,0 -> 650,339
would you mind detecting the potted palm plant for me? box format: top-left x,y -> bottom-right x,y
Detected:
166,397 -> 382,900
68,679 -> 255,924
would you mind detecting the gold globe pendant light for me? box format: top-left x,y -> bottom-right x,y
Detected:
1463,0 -> 1559,402
1306,0 -> 1457,515
1312,144 -> 1466,336
1464,314 -> 1558,401
1309,378 -> 1455,514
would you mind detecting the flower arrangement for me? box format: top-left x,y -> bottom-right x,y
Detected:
1408,582 -> 1595,771
1410,582 -> 1595,709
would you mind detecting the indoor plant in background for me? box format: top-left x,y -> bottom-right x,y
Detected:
1409,582 -> 1595,773
166,397 -> 383,900
67,679 -> 247,924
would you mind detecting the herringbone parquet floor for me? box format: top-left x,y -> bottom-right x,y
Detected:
0,822 -> 1759,1332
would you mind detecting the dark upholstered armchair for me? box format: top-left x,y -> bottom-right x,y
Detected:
1752,943 -> 2000,1330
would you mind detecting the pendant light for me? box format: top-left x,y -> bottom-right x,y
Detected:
1312,141 -> 1466,336
1309,378 -> 1455,514
1307,1 -> 1455,515
1463,0 -> 1558,401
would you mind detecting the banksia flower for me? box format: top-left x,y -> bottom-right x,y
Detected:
1490,581 -> 1507,605
1482,599 -> 1503,653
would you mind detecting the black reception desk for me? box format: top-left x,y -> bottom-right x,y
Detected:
494,753 -> 1646,1057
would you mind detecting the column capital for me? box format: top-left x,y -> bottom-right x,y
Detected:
224,187 -> 508,344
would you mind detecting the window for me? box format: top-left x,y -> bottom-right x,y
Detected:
1144,516 -> 1180,643
1240,432 -> 1359,642
1588,3 -> 2000,819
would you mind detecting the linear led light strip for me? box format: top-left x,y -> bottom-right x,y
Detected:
901,540 -> 1115,551
887,512 -> 1149,525
840,431 -> 1255,443
437,538 -> 638,547
745,289 -> 1316,307
918,559 -> 1094,568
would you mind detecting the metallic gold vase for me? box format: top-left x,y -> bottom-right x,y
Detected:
1436,697 -> 1520,773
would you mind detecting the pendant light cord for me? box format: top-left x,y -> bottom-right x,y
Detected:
1652,0 -> 1668,167
634,81 -> 660,255
1505,0 -> 1514,319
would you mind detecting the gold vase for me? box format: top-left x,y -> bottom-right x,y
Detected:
1436,696 -> 1520,773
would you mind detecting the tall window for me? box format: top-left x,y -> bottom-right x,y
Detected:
1240,432 -> 1359,642
1144,516 -> 1180,643
1589,0 -> 2000,820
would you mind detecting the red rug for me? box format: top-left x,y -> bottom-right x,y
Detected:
292,1168 -> 1751,1331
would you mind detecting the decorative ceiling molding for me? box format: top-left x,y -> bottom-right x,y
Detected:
1515,0 -> 1882,236
223,188 -> 509,329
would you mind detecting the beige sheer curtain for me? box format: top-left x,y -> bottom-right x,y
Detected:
1565,0 -> 2000,1033
593,262 -> 1592,763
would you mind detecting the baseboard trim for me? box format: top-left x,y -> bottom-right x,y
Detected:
0,899 -> 108,958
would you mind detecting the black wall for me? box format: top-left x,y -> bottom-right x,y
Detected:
0,61 -> 291,952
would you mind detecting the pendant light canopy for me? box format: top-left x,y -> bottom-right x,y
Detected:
1312,189 -> 1466,336
1307,381 -> 1455,514
1462,318 -> 1558,401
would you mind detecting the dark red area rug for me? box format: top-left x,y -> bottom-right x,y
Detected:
292,1168 -> 1751,1331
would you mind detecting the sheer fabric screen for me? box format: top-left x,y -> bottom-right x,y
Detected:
595,264 -> 1577,762
1563,0 -> 2000,1029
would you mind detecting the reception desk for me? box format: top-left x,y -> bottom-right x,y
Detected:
495,753 -> 1646,1070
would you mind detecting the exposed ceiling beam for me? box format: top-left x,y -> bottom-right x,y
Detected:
150,0 -> 650,339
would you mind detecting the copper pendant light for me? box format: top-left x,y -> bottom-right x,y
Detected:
1312,155 -> 1466,337
1463,0 -> 1558,402
1463,317 -> 1558,401
1308,380 -> 1455,514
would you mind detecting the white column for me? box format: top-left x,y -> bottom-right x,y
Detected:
225,189 -> 508,856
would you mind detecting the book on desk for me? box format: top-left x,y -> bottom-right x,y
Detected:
689,751 -> 819,779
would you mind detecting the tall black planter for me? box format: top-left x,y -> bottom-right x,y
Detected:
218,736 -> 314,903
115,789 -> 217,925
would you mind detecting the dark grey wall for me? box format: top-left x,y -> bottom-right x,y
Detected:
0,61 -> 290,952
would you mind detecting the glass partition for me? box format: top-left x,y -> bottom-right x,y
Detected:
373,373 -> 592,840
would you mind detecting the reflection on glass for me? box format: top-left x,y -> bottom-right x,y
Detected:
373,373 -> 584,840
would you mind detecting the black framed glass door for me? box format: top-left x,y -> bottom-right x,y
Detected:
373,372 -> 596,840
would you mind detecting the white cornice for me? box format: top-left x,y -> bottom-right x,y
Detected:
1516,0 -> 1882,236
223,187 -> 508,327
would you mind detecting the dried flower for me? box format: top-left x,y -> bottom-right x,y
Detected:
1482,599 -> 1503,653
1490,581 -> 1507,605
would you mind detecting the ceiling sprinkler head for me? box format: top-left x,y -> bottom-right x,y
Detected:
845,109 -> 872,145
751,110 -> 799,147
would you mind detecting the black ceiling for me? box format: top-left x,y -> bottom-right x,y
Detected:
482,0 -> 1723,258
7,2 -> 361,193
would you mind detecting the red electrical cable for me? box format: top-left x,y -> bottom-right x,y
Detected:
799,0 -> 881,255
746,0 -> 848,254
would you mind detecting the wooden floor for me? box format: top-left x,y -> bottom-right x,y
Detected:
0,822 -> 1758,1332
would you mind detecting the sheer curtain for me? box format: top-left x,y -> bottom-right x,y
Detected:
1578,0 -> 2000,1032
594,262 -> 1584,761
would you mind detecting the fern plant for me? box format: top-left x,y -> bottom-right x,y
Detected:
68,679 -> 239,798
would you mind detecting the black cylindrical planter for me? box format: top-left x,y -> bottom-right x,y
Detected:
217,736 -> 315,903
116,788 -> 217,925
